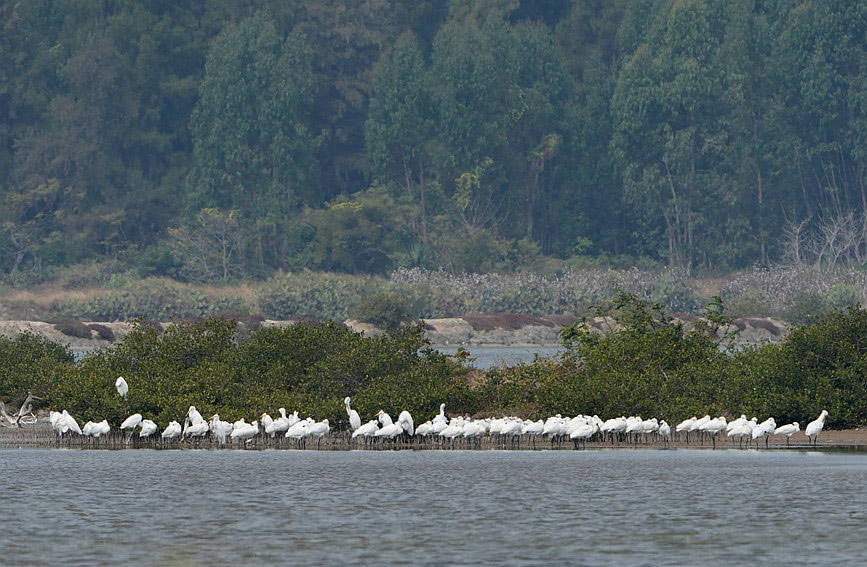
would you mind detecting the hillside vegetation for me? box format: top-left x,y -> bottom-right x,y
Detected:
0,265 -> 864,326
1,1 -> 867,283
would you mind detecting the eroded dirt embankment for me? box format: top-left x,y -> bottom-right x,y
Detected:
0,314 -> 788,351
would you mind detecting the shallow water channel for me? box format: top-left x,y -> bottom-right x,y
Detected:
3,448 -> 866,566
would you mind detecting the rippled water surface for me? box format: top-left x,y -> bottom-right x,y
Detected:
4,449 -> 866,566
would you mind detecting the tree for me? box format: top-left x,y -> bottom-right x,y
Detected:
187,11 -> 318,222
169,208 -> 243,282
611,0 -> 735,272
366,32 -> 433,243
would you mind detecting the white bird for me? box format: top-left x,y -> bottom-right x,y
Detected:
752,417 -> 776,448
352,419 -> 379,440
600,416 -> 628,443
345,397 -> 361,431
433,403 -> 447,424
462,420 -> 484,438
305,419 -> 330,448
569,420 -> 597,448
675,416 -> 697,442
286,418 -> 313,443
59,410 -> 82,436
727,417 -> 756,447
543,414 -> 564,437
83,420 -> 109,438
210,414 -> 234,445
374,421 -> 404,440
726,415 -> 748,435
700,416 -> 727,448
376,410 -> 394,427
415,421 -> 434,437
397,410 -> 414,436
139,419 -> 157,438
658,420 -> 671,445
187,406 -> 204,426
184,419 -> 210,438
625,416 -> 645,435
265,408 -> 293,437
230,420 -> 259,442
641,417 -> 660,435
440,417 -> 466,440
523,419 -> 545,436
432,419 -> 449,435
773,422 -> 800,447
260,412 -> 274,433
161,421 -> 182,440
120,413 -> 143,431
115,376 -> 129,398
805,410 -> 829,446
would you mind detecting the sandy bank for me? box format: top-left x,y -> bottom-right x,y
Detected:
0,314 -> 788,352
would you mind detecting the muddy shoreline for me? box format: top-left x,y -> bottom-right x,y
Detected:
3,418 -> 863,451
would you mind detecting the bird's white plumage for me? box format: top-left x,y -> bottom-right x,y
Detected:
161,421 -> 182,439
120,413 -> 143,431
115,376 -> 129,398
345,397 -> 361,431
139,419 -> 157,437
805,410 -> 828,444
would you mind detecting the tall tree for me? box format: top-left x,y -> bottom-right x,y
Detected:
365,32 -> 432,243
187,10 -> 318,220
611,0 -> 734,272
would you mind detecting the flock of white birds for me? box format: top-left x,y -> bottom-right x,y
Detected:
44,376 -> 831,449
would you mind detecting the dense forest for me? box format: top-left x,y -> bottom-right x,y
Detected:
2,0 -> 867,283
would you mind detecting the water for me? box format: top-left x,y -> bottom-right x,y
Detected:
435,345 -> 562,369
3,449 -> 866,566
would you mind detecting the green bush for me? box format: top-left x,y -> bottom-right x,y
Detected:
0,332 -> 73,405
827,283 -> 860,309
52,278 -> 211,321
210,294 -> 255,316
47,318 -> 475,428
256,271 -> 381,321
648,274 -> 700,313
782,292 -> 831,325
725,289 -> 773,318
352,291 -> 414,329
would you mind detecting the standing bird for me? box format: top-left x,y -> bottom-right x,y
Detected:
397,410 -> 414,436
265,408 -> 293,437
186,406 -> 204,426
752,417 -> 776,449
674,417 -> 696,443
658,420 -> 671,446
161,421 -> 182,441
210,414 -> 234,445
700,416 -> 727,449
115,376 -> 129,398
345,397 -> 361,432
805,410 -> 829,446
58,410 -> 82,436
83,419 -> 110,439
773,422 -> 800,447
230,420 -> 260,443
120,413 -> 143,431
120,413 -> 143,443
139,419 -> 158,438
306,419 -> 330,449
